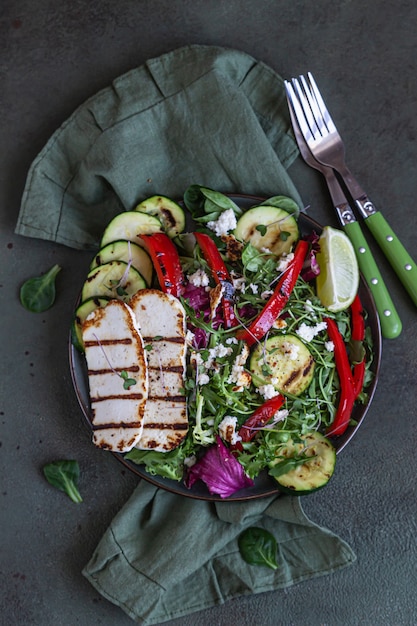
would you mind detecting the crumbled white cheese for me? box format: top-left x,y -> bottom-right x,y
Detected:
209,343 -> 232,359
198,372 -> 210,386
325,340 -> 335,352
304,299 -> 316,317
272,317 -> 287,330
231,274 -> 246,293
296,321 -> 327,342
258,384 -> 279,399
281,340 -> 300,360
227,344 -> 250,388
202,343 -> 233,370
225,337 -> 238,345
261,247 -> 273,254
184,455 -> 197,468
187,268 -> 210,287
277,252 -> 294,272
186,329 -> 195,345
218,415 -> 242,445
248,283 -> 259,294
261,289 -> 273,300
271,409 -> 289,424
207,208 -> 237,236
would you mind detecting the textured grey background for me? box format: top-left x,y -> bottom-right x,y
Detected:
2,1 -> 417,625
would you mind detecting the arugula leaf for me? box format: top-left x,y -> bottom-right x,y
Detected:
42,460 -> 83,503
238,527 -> 279,570
268,454 -> 317,478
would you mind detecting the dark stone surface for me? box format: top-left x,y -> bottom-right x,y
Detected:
2,1 -> 417,624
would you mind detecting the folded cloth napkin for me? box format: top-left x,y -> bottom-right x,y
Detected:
83,481 -> 355,625
16,44 -> 356,624
15,44 -> 302,248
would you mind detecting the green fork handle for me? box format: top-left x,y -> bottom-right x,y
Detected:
344,220 -> 402,338
362,211 -> 417,307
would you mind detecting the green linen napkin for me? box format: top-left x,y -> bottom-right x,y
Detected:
15,44 -> 302,249
16,44 -> 356,624
83,481 -> 355,625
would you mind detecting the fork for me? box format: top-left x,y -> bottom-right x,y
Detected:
285,81 -> 402,339
286,72 -> 417,308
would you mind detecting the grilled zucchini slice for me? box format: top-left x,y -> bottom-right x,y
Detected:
234,205 -> 299,256
134,195 -> 185,238
268,431 -> 336,494
249,334 -> 315,396
101,211 -> 163,248
81,261 -> 146,303
90,240 -> 153,286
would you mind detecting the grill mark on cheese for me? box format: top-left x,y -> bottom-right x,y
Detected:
87,365 -> 140,375
142,336 -> 185,344
91,392 -> 145,402
147,394 -> 185,402
140,422 -> 188,430
147,365 -> 184,373
83,337 -> 133,348
91,421 -> 143,430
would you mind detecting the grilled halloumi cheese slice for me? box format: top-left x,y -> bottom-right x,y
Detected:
129,289 -> 188,452
82,299 -> 148,452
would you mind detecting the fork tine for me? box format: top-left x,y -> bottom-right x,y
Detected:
290,77 -> 321,141
284,80 -> 315,145
298,74 -> 327,137
306,72 -> 337,134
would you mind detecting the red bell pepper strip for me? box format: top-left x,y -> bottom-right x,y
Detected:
325,317 -> 356,437
236,239 -> 309,346
194,232 -> 238,329
140,233 -> 185,298
231,395 -> 285,452
350,294 -> 366,398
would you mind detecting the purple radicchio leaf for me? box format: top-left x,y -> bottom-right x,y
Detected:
301,249 -> 320,282
184,436 -> 254,498
300,232 -> 321,282
183,282 -> 211,313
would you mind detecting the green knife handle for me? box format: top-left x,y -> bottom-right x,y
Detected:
344,220 -> 402,338
363,211 -> 417,307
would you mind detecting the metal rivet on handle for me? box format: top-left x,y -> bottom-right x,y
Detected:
371,278 -> 378,284
405,264 -> 412,271
384,310 -> 392,316
386,235 -> 394,242
359,247 -> 366,253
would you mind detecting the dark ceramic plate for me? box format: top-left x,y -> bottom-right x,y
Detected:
69,195 -> 382,501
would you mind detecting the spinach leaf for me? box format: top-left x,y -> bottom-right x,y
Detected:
42,460 -> 83,503
260,195 -> 300,217
238,527 -> 279,570
20,264 -> 61,313
241,242 -> 265,272
183,184 -> 241,219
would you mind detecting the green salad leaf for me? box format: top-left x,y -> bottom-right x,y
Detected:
20,264 -> 61,312
238,527 -> 279,570
42,460 -> 83,503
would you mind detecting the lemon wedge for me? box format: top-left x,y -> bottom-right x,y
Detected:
316,226 -> 359,312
